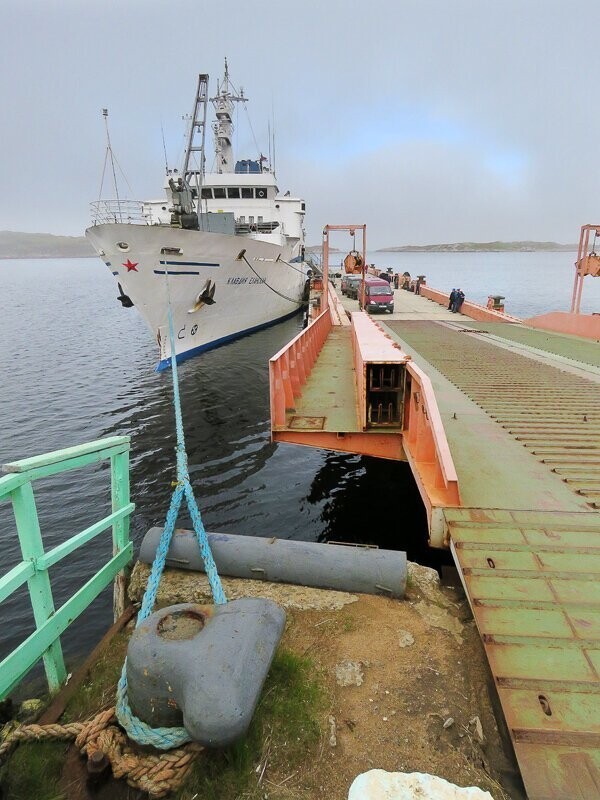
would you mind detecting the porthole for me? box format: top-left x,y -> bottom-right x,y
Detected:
117,242 -> 130,252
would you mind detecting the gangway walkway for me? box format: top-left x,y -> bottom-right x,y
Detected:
270,280 -> 600,799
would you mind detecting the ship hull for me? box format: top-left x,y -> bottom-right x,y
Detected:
85,224 -> 306,369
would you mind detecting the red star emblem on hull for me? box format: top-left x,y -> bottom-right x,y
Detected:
123,259 -> 139,272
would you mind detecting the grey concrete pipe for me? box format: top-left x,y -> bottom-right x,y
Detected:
139,528 -> 407,598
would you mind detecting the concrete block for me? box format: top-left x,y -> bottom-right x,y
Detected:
126,598 -> 286,746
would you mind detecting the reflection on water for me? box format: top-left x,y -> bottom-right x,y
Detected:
306,452 -> 449,568
0,253 -> 585,669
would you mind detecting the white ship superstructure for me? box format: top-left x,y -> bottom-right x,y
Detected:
86,63 -> 307,369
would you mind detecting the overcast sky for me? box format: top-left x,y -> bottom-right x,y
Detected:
2,0 -> 598,247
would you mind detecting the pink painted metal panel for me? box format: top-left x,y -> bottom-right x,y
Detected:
524,311 -> 600,341
350,311 -> 460,510
405,361 -> 458,493
269,307 -> 333,428
350,312 -> 408,431
420,285 -> 522,323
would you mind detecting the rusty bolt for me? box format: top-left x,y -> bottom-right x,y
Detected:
87,750 -> 111,786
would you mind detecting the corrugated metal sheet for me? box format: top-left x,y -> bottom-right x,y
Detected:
386,322 -> 600,508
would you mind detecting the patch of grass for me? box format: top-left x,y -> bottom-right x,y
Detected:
175,648 -> 324,800
62,630 -> 129,722
0,741 -> 66,800
340,614 -> 357,633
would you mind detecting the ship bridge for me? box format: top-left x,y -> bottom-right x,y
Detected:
269,225 -> 600,800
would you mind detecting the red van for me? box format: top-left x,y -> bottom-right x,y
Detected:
359,276 -> 394,314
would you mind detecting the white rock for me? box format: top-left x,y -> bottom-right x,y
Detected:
335,660 -> 364,687
469,715 -> 486,745
398,630 -> 415,648
348,770 -> 494,799
328,715 -> 337,747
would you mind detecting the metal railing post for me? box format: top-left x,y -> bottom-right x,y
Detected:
111,449 -> 131,621
11,482 -> 67,694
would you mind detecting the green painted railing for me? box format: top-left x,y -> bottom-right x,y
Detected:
0,436 -> 135,699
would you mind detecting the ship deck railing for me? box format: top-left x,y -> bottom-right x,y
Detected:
0,436 -> 134,698
89,199 -> 152,225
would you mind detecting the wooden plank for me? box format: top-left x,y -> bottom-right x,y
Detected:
38,503 -> 135,570
38,605 -> 136,725
11,482 -> 66,695
0,561 -> 35,604
0,545 -> 132,699
2,436 -> 130,473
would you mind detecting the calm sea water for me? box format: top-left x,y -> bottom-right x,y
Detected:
361,249 -> 600,318
0,251 -> 597,680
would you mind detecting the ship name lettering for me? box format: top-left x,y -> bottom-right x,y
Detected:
227,276 -> 248,284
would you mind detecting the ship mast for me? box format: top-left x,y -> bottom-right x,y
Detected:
210,58 -> 246,173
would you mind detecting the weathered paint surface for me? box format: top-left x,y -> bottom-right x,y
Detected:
457,320 -> 600,367
385,320 -> 600,510
0,436 -> 134,697
271,283 -> 600,797
448,507 -> 600,800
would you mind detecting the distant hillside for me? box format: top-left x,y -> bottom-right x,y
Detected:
378,241 -> 577,253
0,231 -> 94,259
305,245 -> 342,253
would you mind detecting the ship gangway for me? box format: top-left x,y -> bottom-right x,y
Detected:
269,227 -> 600,799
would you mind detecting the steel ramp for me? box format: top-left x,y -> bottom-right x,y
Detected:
447,507 -> 600,799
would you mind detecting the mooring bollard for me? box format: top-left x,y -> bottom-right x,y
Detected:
126,598 -> 286,747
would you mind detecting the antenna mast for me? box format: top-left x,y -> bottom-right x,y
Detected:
102,109 -> 122,221
210,58 -> 246,174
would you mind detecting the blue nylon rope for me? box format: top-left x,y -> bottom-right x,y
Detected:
116,300 -> 227,749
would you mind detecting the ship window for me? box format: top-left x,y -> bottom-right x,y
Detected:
249,216 -> 254,224
301,202 -> 306,211
241,187 -> 253,199
258,216 -> 263,223
239,216 -> 245,223
227,187 -> 240,199
201,187 -> 213,199
255,188 -> 267,199
213,188 -> 226,199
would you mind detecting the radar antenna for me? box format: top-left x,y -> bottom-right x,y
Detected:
210,58 -> 247,174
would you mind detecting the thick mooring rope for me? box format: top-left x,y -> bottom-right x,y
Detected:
116,299 -> 227,748
0,708 -> 203,798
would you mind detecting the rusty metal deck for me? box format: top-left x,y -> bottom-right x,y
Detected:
385,320 -> 600,509
443,321 -> 600,368
447,507 -> 600,799
289,326 -> 359,432
271,290 -> 600,797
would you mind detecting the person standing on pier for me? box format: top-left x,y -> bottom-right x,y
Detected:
452,289 -> 465,313
448,289 -> 457,310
